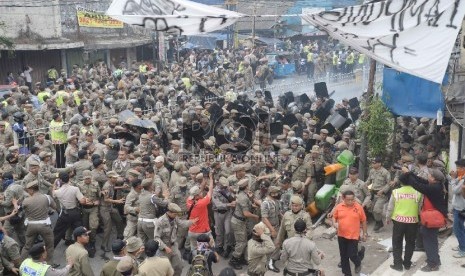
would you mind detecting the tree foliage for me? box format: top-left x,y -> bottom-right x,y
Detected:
0,21 -> 14,49
359,97 -> 393,158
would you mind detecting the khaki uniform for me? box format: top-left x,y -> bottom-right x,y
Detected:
77,181 -> 101,242
231,190 -> 252,259
0,235 -> 21,272
261,197 -> 281,260
304,155 -> 326,203
212,186 -> 233,249
73,160 -> 93,182
0,183 -> 26,247
339,178 -> 371,207
66,242 -> 94,276
34,139 -> 55,155
281,234 -> 321,273
3,163 -> 27,182
138,256 -> 174,276
276,209 -> 313,244
169,171 -> 183,189
99,257 -> 122,276
123,188 -> 140,239
112,160 -> 130,178
100,182 -> 124,249
280,188 -> 293,213
219,162 -> 234,178
154,166 -> 170,186
247,234 -> 275,276
65,145 -> 78,166
169,185 -> 190,248
0,131 -> 14,147
40,163 -> 67,183
22,172 -> 52,195
154,213 -> 192,276
166,150 -> 182,167
365,167 -> 391,221
20,192 -> 55,264
92,169 -> 108,188
137,189 -> 168,243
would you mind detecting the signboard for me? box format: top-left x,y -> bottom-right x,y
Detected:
77,7 -> 124,28
302,0 -> 465,83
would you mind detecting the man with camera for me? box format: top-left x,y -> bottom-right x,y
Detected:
187,172 -> 214,252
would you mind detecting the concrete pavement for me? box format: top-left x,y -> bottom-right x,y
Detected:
371,233 -> 464,276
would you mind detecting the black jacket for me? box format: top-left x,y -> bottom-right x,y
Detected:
399,172 -> 448,216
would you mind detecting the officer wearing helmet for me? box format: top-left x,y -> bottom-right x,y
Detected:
281,219 -> 325,276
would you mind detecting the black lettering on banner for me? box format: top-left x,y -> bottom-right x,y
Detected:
373,33 -> 399,63
342,6 -> 355,26
408,0 -> 428,27
404,47 -> 417,56
365,1 -> 386,25
199,17 -> 207,32
425,0 -> 443,27
386,0 -> 409,32
354,4 -> 369,25
142,17 -> 183,36
446,0 -> 460,29
363,3 -> 376,25
361,33 -> 399,64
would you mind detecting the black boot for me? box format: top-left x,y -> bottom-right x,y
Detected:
268,259 -> 280,272
87,242 -> 96,258
223,246 -> 232,259
228,256 -> 243,270
374,221 -> 384,232
239,255 -> 248,265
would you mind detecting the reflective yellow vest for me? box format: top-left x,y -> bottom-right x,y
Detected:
358,53 -> 365,64
37,91 -> 50,104
391,186 -> 421,223
55,90 -> 68,107
346,53 -> 354,65
139,64 -> 147,73
49,120 -> 67,144
307,52 -> 314,63
333,54 -> 339,65
19,258 -> 50,276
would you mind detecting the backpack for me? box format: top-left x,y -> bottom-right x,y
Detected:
187,250 -> 212,276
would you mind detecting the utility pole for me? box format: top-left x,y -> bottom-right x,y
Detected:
252,2 -> 256,48
225,0 -> 238,48
358,59 -> 376,180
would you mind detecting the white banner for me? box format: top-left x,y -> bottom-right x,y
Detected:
106,0 -> 243,36
302,0 -> 465,83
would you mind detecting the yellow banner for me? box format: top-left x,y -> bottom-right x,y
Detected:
76,7 -> 123,29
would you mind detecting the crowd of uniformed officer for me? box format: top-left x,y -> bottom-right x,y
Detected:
0,45 -> 452,276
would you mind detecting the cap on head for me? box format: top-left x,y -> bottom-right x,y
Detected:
455,159 -> 465,167
116,256 -> 134,273
125,236 -> 143,253
168,203 -> 182,213
253,222 -> 270,235
237,179 -> 249,188
429,169 -> 445,183
111,239 -> 126,254
189,186 -> 201,197
294,219 -> 307,233
290,195 -> 303,205
29,242 -> 46,259
372,156 -> 382,163
73,226 -> 90,240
